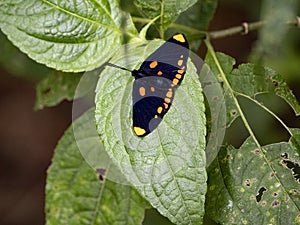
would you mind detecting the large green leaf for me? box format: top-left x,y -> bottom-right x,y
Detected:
95,40 -> 207,225
0,0 -> 138,72
134,0 -> 198,33
46,109 -> 148,225
206,133 -> 300,224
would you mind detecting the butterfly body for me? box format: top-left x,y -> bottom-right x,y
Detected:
131,33 -> 189,137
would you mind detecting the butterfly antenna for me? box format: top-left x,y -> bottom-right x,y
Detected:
104,62 -> 132,72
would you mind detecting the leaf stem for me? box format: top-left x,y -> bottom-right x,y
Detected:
204,38 -> 261,149
238,93 -> 293,136
160,0 -> 165,39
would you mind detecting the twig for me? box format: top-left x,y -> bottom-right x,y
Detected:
208,21 -> 265,39
132,16 -> 300,40
207,17 -> 299,39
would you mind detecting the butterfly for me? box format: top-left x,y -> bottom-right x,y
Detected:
106,33 -> 189,137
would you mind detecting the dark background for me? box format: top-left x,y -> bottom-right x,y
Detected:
0,1 -> 299,225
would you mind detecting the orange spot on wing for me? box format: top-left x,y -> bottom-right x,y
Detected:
139,87 -> 146,96
173,78 -> 179,85
177,69 -> 184,74
164,98 -> 171,103
149,61 -> 158,68
166,89 -> 172,98
176,74 -> 182,79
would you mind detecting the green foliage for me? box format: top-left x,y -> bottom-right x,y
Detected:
46,109 -> 149,225
206,134 -> 300,224
206,52 -> 300,126
0,0 -> 299,225
134,0 -> 198,33
0,0 -> 137,72
205,43 -> 300,225
35,71 -> 82,110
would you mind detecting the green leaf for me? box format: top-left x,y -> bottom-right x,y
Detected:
205,52 -> 239,126
46,109 -> 148,225
134,0 -> 198,33
290,128 -> 300,156
166,0 -> 217,50
206,134 -> 300,224
35,71 -> 82,110
229,64 -> 300,116
205,52 -> 300,125
199,63 -> 227,167
0,0 -> 138,72
175,0 -> 217,31
205,52 -> 236,77
272,74 -> 300,116
95,40 -> 207,225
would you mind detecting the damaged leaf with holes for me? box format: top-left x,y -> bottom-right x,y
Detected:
206,132 -> 300,224
205,52 -> 300,126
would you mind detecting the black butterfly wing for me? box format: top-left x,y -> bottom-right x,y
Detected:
132,76 -> 174,136
132,33 -> 189,137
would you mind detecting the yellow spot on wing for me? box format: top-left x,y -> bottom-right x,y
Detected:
164,103 -> 169,109
149,61 -> 158,68
173,78 -> 179,85
157,106 -> 163,114
139,87 -> 146,96
134,127 -> 146,136
157,71 -> 163,76
177,69 -> 184,74
173,34 -> 186,43
164,98 -> 171,103
177,60 -> 183,66
176,74 -> 182,79
166,89 -> 172,98
150,87 -> 155,92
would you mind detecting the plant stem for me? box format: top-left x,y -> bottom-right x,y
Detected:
204,38 -> 262,149
208,21 -> 265,39
132,16 -> 300,40
208,18 -> 299,39
159,0 -> 165,39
